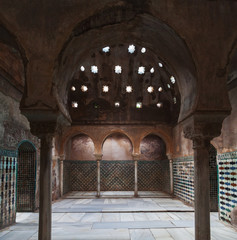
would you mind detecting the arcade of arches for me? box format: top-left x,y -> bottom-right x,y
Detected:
0,1 -> 237,240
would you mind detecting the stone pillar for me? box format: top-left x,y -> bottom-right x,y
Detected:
29,121 -> 68,240
183,113 -> 226,240
38,134 -> 53,240
94,154 -> 103,197
59,155 -> 65,197
132,153 -> 140,197
167,155 -> 174,195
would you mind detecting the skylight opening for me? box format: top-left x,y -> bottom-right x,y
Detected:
102,46 -> 110,53
136,102 -> 142,109
115,102 -> 120,107
115,65 -> 122,74
81,85 -> 88,92
80,66 -> 85,71
147,86 -> 154,93
126,86 -> 133,93
128,44 -> 135,54
158,63 -> 163,68
158,87 -> 163,92
103,85 -> 109,92
170,76 -> 176,84
141,47 -> 146,53
150,67 -> 154,73
138,66 -> 145,75
91,65 -> 98,74
72,101 -> 78,108
173,97 -> 177,104
157,102 -> 163,108
71,86 -> 76,91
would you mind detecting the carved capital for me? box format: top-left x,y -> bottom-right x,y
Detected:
94,153 -> 103,161
132,153 -> 140,161
183,112 -> 228,149
30,121 -> 57,138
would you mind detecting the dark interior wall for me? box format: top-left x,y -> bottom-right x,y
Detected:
67,134 -> 95,160
0,86 -> 39,229
102,133 -> 133,160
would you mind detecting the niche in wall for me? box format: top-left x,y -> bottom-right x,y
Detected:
140,134 -> 167,160
67,134 -> 95,160
102,133 -> 133,160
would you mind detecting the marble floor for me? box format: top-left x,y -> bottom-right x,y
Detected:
0,192 -> 236,240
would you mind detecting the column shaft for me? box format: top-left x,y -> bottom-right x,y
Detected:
169,159 -> 174,195
194,142 -> 210,240
97,160 -> 100,197
134,160 -> 138,197
39,135 -> 53,240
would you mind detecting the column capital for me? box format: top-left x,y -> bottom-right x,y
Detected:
183,112 -> 228,148
94,153 -> 103,161
132,153 -> 140,161
59,154 -> 65,161
20,109 -> 71,138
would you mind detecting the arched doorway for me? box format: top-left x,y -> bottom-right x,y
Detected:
209,144 -> 218,212
101,133 -> 134,191
17,141 -> 36,212
139,134 -> 170,192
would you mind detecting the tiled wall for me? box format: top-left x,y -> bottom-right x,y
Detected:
0,149 -> 17,229
218,151 -> 237,223
173,157 -> 194,205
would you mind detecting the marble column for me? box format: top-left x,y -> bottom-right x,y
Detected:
167,155 -> 174,195
94,154 -> 103,197
59,155 -> 65,197
39,134 -> 53,240
132,153 -> 140,197
183,114 -> 226,240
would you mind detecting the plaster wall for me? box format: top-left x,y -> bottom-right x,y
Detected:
102,133 -> 133,160
66,134 -> 95,160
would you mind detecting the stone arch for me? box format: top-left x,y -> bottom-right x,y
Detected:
102,131 -> 133,160
17,140 -> 37,212
54,5 -> 197,122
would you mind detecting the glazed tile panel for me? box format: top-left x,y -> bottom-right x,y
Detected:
0,149 -> 17,229
218,151 -> 237,223
173,157 -> 194,205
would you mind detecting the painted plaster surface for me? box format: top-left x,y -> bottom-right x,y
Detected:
68,135 -> 95,160
102,134 -> 132,160
140,135 -> 166,160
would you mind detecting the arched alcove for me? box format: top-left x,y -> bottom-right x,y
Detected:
140,134 -> 167,160
66,134 -> 95,160
102,133 -> 133,160
138,134 -> 170,193
100,133 -> 134,191
17,141 -> 36,212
